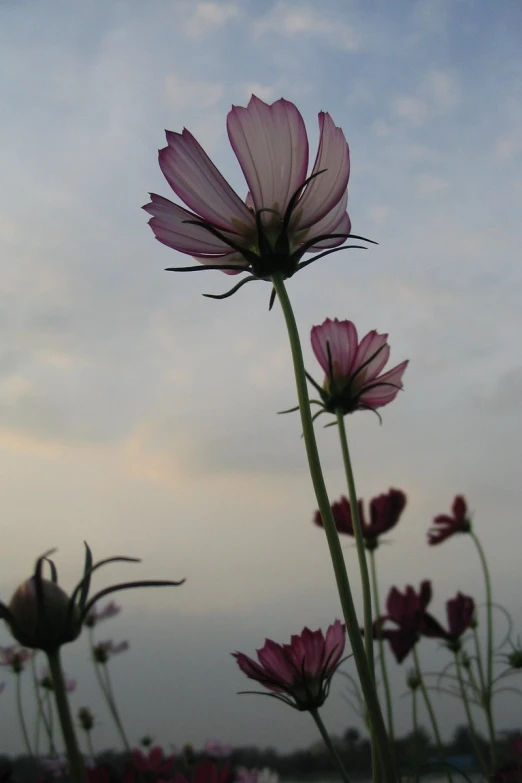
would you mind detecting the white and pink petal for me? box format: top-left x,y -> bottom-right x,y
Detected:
311,319 -> 358,379
227,96 -> 309,216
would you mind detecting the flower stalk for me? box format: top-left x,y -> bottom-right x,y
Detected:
310,708 -> 353,783
46,648 -> 87,783
271,273 -> 395,781
412,646 -> 452,783
454,653 -> 488,776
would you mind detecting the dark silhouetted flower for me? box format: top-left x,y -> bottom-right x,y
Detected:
428,495 -> 471,545
422,592 -> 475,652
84,601 -> 121,628
314,489 -> 406,550
307,319 -> 408,420
92,639 -> 129,665
233,620 -> 345,711
0,545 -> 184,653
374,581 -> 444,663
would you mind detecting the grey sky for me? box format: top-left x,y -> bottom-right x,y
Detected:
1,0 -> 522,757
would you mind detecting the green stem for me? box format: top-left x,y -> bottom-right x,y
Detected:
413,647 -> 452,783
46,649 -> 87,783
471,531 -> 496,767
369,550 -> 400,782
102,663 -> 132,753
271,274 -> 395,782
15,672 -> 36,763
411,689 -> 420,783
310,708 -> 352,783
454,653 -> 489,776
31,654 -> 56,757
84,730 -> 96,764
336,410 -> 375,675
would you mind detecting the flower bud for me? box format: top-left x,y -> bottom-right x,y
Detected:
78,707 -> 94,731
7,578 -> 81,652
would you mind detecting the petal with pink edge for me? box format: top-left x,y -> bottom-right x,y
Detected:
324,621 -> 345,672
354,331 -> 390,381
144,194 -> 241,255
227,96 -> 309,216
311,319 -> 358,379
296,112 -> 350,230
299,189 -> 351,251
360,360 -> 408,407
159,129 -> 254,232
257,640 -> 295,687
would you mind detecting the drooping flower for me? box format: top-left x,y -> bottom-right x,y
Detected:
0,545 -> 184,653
232,620 -> 345,711
92,639 -> 129,664
427,495 -> 472,545
374,581 -> 444,663
419,592 -> 475,652
0,645 -> 33,674
144,96 -> 369,304
307,319 -> 408,419
314,489 -> 406,550
84,601 -> 121,628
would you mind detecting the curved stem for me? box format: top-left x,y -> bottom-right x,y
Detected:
271,273 -> 395,782
336,410 -> 374,676
89,628 -> 131,754
413,646 -> 453,783
471,531 -> 496,768
454,654 -> 489,777
310,708 -> 352,783
46,649 -> 87,783
15,672 -> 36,764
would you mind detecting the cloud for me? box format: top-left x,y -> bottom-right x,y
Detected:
254,2 -> 359,51
392,95 -> 428,126
164,74 -> 224,111
183,1 -> 240,39
391,69 -> 458,126
415,174 -> 448,196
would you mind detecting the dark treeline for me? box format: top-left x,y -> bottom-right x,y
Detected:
2,725 -> 521,781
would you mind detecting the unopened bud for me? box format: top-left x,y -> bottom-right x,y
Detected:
7,578 -> 81,653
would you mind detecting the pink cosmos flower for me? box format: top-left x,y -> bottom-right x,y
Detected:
39,666 -> 77,692
308,318 -> 408,418
204,740 -> 233,759
232,620 -> 345,711
92,639 -> 129,664
427,495 -> 472,545
144,96 -> 369,303
425,592 -> 475,652
84,601 -> 121,628
131,746 -> 176,775
314,488 -> 406,550
0,645 -> 33,674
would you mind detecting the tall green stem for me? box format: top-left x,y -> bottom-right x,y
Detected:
15,672 -> 36,764
411,689 -> 420,783
271,274 -> 395,781
471,531 -> 496,767
336,410 -> 374,676
412,647 -> 452,783
102,664 -> 132,753
46,649 -> 87,783
369,550 -> 398,779
31,654 -> 56,757
310,708 -> 353,783
454,654 -> 488,776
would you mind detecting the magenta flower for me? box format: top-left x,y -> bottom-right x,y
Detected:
426,592 -> 475,652
374,581 -> 444,663
233,620 -> 345,711
84,601 -> 121,628
305,319 -> 408,422
0,645 -> 33,674
428,495 -> 472,545
144,96 -> 369,303
131,746 -> 176,775
92,639 -> 129,664
171,760 -> 232,783
314,488 -> 406,550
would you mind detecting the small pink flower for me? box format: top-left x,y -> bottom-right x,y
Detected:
92,639 -> 129,664
314,489 -> 406,550
204,740 -> 233,759
427,495 -> 472,545
39,666 -> 76,692
144,96 -> 368,302
309,319 -> 408,418
0,645 -> 33,674
84,601 -> 121,628
233,620 -> 345,711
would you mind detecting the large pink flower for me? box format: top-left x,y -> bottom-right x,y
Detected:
144,96 -> 366,301
308,318 -> 408,417
232,620 -> 345,711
